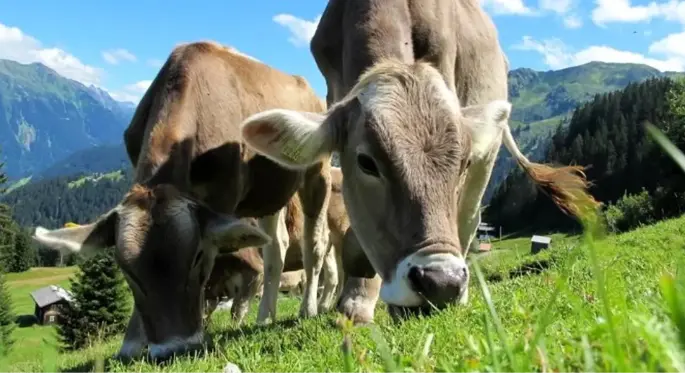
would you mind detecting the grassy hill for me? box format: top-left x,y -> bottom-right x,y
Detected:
2,214 -> 683,372
0,59 -> 134,179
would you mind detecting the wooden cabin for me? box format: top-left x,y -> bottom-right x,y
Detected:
30,285 -> 73,325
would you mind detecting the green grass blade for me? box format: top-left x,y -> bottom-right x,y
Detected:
471,258 -> 515,368
644,122 -> 685,173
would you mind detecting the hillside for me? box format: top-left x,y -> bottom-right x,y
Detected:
3,215 -> 684,371
0,59 -> 134,179
484,61 -> 684,201
487,76 -> 685,233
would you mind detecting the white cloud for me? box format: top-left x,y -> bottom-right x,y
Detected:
513,35 -> 685,72
147,58 -> 164,68
481,0 -> 536,15
273,14 -> 321,47
0,22 -> 104,86
102,48 -> 137,65
591,0 -> 685,26
538,0 -> 572,13
648,31 -> 685,59
109,79 -> 152,103
563,15 -> 583,28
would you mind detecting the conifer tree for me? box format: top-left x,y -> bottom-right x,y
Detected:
0,271 -> 15,356
57,248 -> 129,351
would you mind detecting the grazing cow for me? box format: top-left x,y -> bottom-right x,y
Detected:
30,41 -> 332,361
204,167 -> 349,323
239,0 -> 598,324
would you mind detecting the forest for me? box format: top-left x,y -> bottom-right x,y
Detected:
486,76 -> 685,234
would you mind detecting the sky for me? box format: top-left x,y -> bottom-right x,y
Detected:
1,0 -> 684,103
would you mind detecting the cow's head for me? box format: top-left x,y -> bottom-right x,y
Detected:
240,60 -> 511,315
32,183 -> 270,360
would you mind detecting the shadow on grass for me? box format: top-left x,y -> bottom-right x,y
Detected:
210,316 -> 302,344
483,258 -> 554,284
15,314 -> 38,327
509,259 -> 552,279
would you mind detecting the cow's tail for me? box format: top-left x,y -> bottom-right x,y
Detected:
499,122 -> 601,221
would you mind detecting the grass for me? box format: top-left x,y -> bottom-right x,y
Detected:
2,214 -> 683,372
67,170 -> 123,189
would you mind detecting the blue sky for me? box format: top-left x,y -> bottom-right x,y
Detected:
1,0 -> 684,103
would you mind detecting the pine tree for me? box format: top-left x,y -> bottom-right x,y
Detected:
0,271 -> 15,356
57,248 -> 130,351
0,150 -> 17,273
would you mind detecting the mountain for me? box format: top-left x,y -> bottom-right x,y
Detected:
0,59 -> 135,179
36,143 -> 131,181
483,61 -> 684,202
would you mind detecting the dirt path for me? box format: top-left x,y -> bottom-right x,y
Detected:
8,273 -> 74,286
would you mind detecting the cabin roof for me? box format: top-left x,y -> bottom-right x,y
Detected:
531,235 -> 552,244
30,285 -> 73,308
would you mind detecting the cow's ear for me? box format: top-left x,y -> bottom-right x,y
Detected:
196,204 -> 271,250
240,107 -> 343,170
32,209 -> 118,257
461,100 -> 513,159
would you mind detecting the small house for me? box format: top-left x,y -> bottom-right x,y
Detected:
530,235 -> 552,254
30,285 -> 73,325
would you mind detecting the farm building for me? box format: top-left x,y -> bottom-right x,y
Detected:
531,235 -> 552,254
471,222 -> 496,252
30,285 -> 73,325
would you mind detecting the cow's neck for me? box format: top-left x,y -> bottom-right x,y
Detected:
340,0 -> 414,96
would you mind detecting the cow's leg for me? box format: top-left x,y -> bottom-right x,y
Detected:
256,208 -> 289,324
318,239 -> 339,313
457,145 -> 500,305
337,275 -> 382,325
204,298 -> 219,323
337,228 -> 381,324
298,164 -> 332,318
115,305 -> 147,361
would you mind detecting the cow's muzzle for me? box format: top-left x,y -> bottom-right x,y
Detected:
148,331 -> 207,363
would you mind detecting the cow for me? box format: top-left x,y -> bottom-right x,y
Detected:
30,41 -> 332,361
203,167 -> 349,324
238,0 -> 599,324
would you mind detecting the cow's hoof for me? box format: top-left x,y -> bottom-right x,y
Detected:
337,298 -> 375,325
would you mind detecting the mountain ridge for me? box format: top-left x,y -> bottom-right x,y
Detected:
0,58 -> 135,179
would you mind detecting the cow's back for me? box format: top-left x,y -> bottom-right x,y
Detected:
312,0 -> 507,107
123,41 -> 327,218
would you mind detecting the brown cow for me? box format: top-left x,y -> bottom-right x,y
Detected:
31,41 -> 332,361
239,0 -> 598,324
203,167 -> 349,323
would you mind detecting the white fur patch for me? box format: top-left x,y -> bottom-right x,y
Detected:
379,253 -> 467,307
148,331 -> 205,359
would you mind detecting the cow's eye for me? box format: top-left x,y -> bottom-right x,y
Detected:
357,153 -> 380,177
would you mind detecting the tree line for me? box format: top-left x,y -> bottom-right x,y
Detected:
486,76 -> 685,234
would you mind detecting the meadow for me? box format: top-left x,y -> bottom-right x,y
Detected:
1,213 -> 684,372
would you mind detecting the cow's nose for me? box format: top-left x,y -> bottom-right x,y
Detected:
149,340 -> 205,363
407,260 -> 468,308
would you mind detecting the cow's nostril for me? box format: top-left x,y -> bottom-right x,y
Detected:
407,265 -> 425,292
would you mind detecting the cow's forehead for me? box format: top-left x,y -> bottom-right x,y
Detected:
356,84 -> 469,180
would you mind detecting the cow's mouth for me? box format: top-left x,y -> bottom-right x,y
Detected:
386,303 -> 441,322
